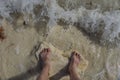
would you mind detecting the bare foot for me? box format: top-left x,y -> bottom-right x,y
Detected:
40,48 -> 51,69
37,48 -> 51,80
69,51 -> 81,80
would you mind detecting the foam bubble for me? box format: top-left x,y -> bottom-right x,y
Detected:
0,0 -> 120,46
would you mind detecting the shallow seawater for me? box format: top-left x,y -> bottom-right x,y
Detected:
0,0 -> 120,80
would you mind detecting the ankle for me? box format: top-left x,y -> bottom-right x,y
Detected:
69,63 -> 76,72
69,69 -> 80,80
43,63 -> 50,70
69,68 -> 77,75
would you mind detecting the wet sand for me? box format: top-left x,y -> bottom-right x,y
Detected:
0,19 -> 120,80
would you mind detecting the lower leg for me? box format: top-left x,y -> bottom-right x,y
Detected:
37,48 -> 51,80
69,51 -> 81,80
69,67 -> 80,80
37,65 -> 50,80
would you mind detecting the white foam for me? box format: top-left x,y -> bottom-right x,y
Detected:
1,0 -> 120,79
92,70 -> 105,80
15,45 -> 20,55
0,0 -> 120,45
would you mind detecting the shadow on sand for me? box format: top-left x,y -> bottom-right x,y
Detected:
7,54 -> 70,80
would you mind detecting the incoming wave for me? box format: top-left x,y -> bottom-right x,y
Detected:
0,0 -> 120,46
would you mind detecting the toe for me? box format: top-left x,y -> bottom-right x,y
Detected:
47,48 -> 50,51
72,51 -> 76,59
43,48 -> 46,52
40,48 -> 47,57
75,52 -> 78,56
43,48 -> 51,58
74,52 -> 79,58
72,51 -> 75,55
70,51 -> 75,58
76,53 -> 79,58
47,48 -> 51,54
75,52 -> 81,61
44,48 -> 48,52
44,48 -> 48,55
78,54 -> 81,60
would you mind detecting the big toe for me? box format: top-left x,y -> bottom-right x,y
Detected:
75,52 -> 81,60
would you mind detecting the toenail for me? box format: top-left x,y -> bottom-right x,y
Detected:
45,48 -> 48,51
48,48 -> 51,52
75,53 -> 77,55
46,49 -> 48,52
78,55 -> 81,59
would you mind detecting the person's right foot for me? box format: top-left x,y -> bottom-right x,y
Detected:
69,51 -> 81,76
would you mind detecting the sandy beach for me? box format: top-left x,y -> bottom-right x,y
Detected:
0,19 -> 119,80
0,0 -> 120,80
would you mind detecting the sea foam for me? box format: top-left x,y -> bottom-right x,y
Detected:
0,0 -> 120,46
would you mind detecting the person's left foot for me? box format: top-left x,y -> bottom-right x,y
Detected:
39,48 -> 51,69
